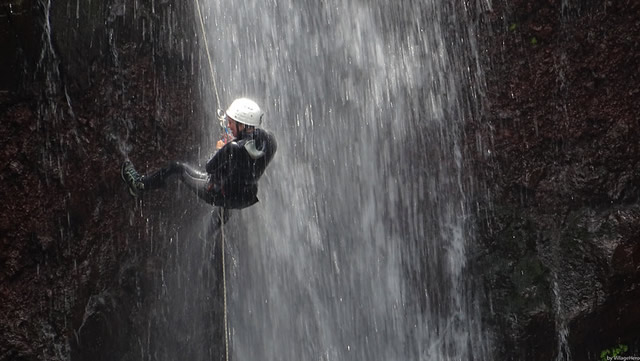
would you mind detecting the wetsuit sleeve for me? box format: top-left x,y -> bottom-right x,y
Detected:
206,141 -> 241,175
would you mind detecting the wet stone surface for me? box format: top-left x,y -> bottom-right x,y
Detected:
471,0 -> 640,359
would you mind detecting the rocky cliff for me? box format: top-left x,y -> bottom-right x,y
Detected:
472,0 -> 640,360
1,1 -> 224,360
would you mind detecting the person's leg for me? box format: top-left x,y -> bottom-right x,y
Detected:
122,160 -> 212,202
176,163 -> 216,204
140,161 -> 184,190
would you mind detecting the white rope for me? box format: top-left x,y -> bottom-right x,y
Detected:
195,0 -> 221,107
220,208 -> 229,361
194,1 -> 228,360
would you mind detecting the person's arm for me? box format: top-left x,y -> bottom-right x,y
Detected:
206,141 -> 240,175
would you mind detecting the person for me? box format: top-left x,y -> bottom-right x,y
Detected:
121,98 -> 277,220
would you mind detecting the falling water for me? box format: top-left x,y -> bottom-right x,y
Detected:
191,1 -> 490,360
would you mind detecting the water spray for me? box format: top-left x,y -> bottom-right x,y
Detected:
194,1 -> 231,361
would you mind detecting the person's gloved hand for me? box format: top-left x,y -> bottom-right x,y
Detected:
216,127 -> 233,149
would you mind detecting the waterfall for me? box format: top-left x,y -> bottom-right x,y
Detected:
194,0 -> 491,360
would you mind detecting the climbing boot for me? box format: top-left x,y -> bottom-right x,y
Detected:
121,160 -> 145,197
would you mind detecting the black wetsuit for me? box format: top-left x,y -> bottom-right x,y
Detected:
142,128 -> 277,210
206,128 -> 277,208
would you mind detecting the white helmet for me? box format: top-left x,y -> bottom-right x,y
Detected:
225,98 -> 264,127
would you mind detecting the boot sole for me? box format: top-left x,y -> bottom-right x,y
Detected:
121,162 -> 141,197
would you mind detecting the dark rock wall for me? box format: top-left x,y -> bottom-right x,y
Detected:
472,0 -> 640,360
0,1 -> 221,360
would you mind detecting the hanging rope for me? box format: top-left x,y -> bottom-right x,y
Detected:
194,1 -> 229,360
195,0 -> 222,107
219,207 -> 229,361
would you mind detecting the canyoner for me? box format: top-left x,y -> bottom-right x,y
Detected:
121,0 -> 277,224
120,97 -> 278,226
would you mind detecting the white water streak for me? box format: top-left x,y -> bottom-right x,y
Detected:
198,1 -> 490,360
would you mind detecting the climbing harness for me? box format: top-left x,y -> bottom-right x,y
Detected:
194,1 -> 229,360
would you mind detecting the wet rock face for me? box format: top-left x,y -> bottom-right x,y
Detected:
0,1 -> 38,92
1,0 -> 196,93
472,0 -> 640,359
0,0 -> 219,360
